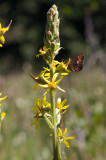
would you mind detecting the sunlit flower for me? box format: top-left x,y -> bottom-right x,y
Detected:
30,60 -> 70,95
56,98 -> 69,114
36,46 -> 48,58
31,95 -> 51,128
58,128 -> 75,148
39,75 -> 65,95
0,20 -> 12,47
55,60 -> 71,74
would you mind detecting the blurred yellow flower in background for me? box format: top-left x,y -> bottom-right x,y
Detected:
0,20 -> 12,47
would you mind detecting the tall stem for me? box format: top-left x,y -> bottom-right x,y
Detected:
50,63 -> 61,160
45,4 -> 61,160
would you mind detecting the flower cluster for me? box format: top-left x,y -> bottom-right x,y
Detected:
31,44 -> 74,147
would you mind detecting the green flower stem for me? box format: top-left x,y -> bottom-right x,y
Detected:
50,63 -> 61,160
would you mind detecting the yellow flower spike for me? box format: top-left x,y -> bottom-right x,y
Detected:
36,46 -> 48,58
0,20 -> 12,47
58,127 -> 75,148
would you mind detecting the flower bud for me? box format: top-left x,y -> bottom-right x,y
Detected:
44,4 -> 60,60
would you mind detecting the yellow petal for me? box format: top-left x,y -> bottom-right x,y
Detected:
58,127 -> 63,136
0,44 -> 3,47
65,137 -> 75,140
43,95 -> 46,102
63,128 -> 67,135
62,105 -> 69,110
57,85 -> 65,92
63,140 -> 70,148
1,112 -> 6,120
0,35 -> 5,43
61,110 -> 67,114
0,96 -> 7,102
61,99 -> 67,106
2,27 -> 9,33
61,73 -> 68,75
39,48 -> 42,53
56,76 -> 63,84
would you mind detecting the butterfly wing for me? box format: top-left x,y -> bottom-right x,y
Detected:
69,54 -> 84,72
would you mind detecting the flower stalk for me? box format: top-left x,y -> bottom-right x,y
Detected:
50,64 -> 61,160
30,4 -> 75,160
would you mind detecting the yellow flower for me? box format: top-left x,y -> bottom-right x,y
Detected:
56,98 -> 69,114
31,95 -> 51,128
30,62 -> 68,96
58,127 -> 75,148
39,75 -> 65,95
0,20 -> 12,47
1,112 -> 6,120
30,68 -> 50,91
36,46 -> 48,58
55,60 -> 71,74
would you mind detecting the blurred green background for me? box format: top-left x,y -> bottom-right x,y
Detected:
0,0 -> 106,160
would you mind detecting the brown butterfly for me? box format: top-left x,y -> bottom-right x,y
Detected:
68,54 -> 84,72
